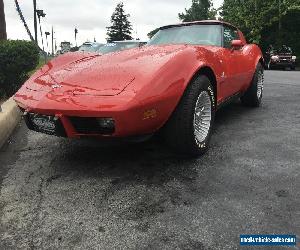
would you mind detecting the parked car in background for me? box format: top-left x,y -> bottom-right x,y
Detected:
14,21 -> 264,156
70,46 -> 79,52
98,40 -> 147,54
60,41 -> 71,54
79,42 -> 104,52
265,45 -> 296,70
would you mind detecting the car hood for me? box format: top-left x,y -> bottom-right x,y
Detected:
25,45 -> 191,96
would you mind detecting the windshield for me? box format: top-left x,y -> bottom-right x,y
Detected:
79,44 -> 103,52
98,42 -> 140,54
148,24 -> 222,46
272,46 -> 292,54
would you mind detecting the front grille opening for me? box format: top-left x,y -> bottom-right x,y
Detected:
69,117 -> 115,135
23,112 -> 66,137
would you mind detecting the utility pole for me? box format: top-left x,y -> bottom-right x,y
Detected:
0,0 -> 7,40
36,9 -> 46,61
74,27 -> 78,47
45,31 -> 50,53
33,0 -> 37,42
51,26 -> 54,56
36,9 -> 45,50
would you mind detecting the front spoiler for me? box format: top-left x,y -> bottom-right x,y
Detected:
22,111 -> 154,142
270,62 -> 295,67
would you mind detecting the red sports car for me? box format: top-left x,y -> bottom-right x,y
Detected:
14,20 -> 264,156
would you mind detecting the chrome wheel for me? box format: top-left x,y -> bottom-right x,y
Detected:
193,91 -> 212,143
257,70 -> 264,99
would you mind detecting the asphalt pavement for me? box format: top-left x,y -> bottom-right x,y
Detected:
0,70 -> 299,249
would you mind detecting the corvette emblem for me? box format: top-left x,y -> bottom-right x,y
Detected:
52,84 -> 62,89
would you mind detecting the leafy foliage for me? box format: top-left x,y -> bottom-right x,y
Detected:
261,8 -> 300,62
221,0 -> 300,46
0,40 -> 39,98
221,0 -> 300,63
106,2 -> 133,42
178,0 -> 217,22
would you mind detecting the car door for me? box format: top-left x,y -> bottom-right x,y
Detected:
219,25 -> 244,100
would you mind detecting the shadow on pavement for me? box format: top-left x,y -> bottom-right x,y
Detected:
45,100 -> 252,190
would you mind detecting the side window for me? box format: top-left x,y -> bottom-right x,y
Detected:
223,26 -> 239,48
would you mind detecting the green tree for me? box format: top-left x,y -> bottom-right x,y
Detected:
261,8 -> 300,59
221,0 -> 300,45
0,0 -> 7,40
178,0 -> 217,22
106,2 -> 133,42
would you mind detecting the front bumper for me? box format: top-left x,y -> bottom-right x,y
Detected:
270,61 -> 296,67
18,107 -> 156,139
14,90 -> 169,138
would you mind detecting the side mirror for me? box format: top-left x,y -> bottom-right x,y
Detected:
231,40 -> 244,49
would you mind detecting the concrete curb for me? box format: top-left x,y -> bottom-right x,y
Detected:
0,98 -> 22,149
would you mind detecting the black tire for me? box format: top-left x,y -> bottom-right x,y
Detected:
241,63 -> 264,107
163,75 -> 215,156
291,66 -> 296,70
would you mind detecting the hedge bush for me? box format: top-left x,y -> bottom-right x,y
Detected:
0,40 -> 39,98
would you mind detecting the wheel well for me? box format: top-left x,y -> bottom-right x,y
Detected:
193,66 -> 217,101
